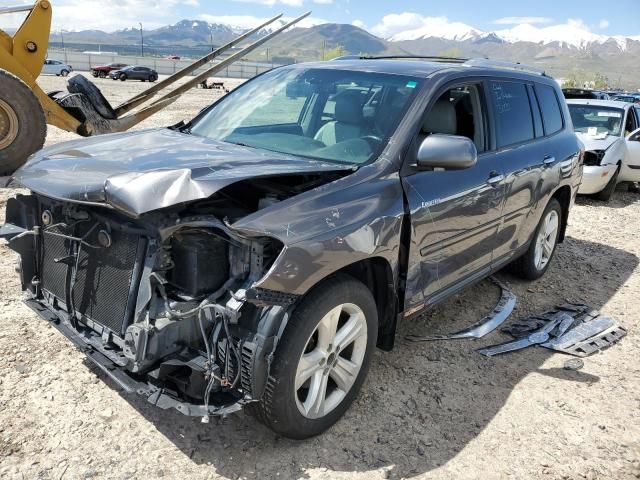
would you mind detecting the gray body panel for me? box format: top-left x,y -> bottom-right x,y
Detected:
10,60 -> 582,318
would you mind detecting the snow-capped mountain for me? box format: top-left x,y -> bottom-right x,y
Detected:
386,19 -> 640,51
389,20 -> 482,42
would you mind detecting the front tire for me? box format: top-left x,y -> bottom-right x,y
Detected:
249,274 -> 377,439
510,198 -> 562,280
594,165 -> 620,202
119,74 -> 127,81
0,69 -> 46,176
60,69 -> 69,77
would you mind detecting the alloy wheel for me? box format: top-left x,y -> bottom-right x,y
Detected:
295,303 -> 368,419
534,210 -> 559,271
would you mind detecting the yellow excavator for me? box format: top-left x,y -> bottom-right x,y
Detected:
0,0 -> 309,176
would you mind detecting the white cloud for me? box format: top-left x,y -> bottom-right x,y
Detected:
370,12 -> 433,38
352,19 -> 366,29
599,19 -> 610,29
0,0 -> 202,32
493,16 -> 553,25
313,0 -> 334,4
371,13 -> 481,41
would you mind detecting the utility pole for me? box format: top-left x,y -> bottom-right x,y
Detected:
210,27 -> 214,52
139,22 -> 144,57
322,39 -> 326,61
59,29 -> 65,51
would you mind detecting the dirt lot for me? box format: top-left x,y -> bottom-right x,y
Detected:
0,73 -> 639,480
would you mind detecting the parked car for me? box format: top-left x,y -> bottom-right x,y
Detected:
109,65 -> 158,82
563,88 -> 609,100
1,58 -> 582,439
166,55 -> 181,60
611,94 -> 640,104
568,99 -> 640,200
91,63 -> 129,78
42,59 -> 73,77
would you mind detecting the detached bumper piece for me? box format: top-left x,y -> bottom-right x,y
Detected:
477,303 -> 627,357
405,277 -> 516,342
24,298 -> 249,417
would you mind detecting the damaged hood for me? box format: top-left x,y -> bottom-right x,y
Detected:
575,131 -> 621,152
14,128 -> 354,217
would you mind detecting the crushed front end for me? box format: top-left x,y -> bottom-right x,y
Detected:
1,193 -> 296,420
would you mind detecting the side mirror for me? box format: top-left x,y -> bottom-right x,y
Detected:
417,134 -> 478,170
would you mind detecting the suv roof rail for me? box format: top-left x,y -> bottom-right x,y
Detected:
333,55 -> 469,63
462,58 -> 546,76
331,55 -> 547,76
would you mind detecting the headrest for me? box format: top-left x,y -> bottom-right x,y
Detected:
335,91 -> 364,124
422,98 -> 457,135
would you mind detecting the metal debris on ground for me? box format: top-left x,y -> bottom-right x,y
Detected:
563,358 -> 585,371
477,303 -> 627,357
405,277 -> 516,342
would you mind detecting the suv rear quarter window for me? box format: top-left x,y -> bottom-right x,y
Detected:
535,84 -> 564,135
490,81 -> 535,148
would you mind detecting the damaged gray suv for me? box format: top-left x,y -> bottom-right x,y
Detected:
1,58 -> 583,439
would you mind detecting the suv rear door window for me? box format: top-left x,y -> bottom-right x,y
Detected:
490,81 -> 535,148
535,84 -> 563,135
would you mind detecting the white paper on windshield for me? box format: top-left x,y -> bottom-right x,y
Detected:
588,127 -> 598,136
597,111 -> 622,118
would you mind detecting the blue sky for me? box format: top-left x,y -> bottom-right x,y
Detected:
1,0 -> 639,36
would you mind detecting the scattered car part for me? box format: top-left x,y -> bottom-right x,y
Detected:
563,358 -> 584,371
480,304 -> 627,357
476,312 -> 569,357
405,277 -> 516,342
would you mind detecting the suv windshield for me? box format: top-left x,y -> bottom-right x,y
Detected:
190,67 -> 421,165
568,104 -> 624,136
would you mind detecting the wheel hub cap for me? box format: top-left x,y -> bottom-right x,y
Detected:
534,210 -> 559,271
0,99 -> 19,150
295,303 -> 368,419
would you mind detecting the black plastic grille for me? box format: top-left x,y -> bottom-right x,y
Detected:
41,225 -> 143,335
41,226 -> 71,301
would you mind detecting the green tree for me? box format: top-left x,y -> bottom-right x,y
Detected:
593,72 -> 609,90
321,44 -> 346,61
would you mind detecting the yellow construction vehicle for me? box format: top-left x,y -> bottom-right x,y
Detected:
0,1 -> 309,176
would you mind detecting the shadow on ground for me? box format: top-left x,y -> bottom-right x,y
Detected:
90,236 -> 638,479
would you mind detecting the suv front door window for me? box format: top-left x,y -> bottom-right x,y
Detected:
401,82 -> 506,309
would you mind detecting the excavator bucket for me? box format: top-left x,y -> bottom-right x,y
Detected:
0,2 -> 309,179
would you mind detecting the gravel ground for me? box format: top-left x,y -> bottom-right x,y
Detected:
0,73 -> 639,480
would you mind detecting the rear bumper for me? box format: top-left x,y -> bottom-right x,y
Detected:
24,297 -> 247,418
578,164 -> 617,195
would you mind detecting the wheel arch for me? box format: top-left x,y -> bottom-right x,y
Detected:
333,257 -> 399,351
551,185 -> 572,243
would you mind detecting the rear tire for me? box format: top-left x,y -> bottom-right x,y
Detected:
510,198 -> 562,280
248,274 -> 377,439
594,166 -> 619,202
0,69 -> 46,176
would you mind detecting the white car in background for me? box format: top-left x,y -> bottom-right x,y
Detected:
42,59 -> 73,77
567,99 -> 640,201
